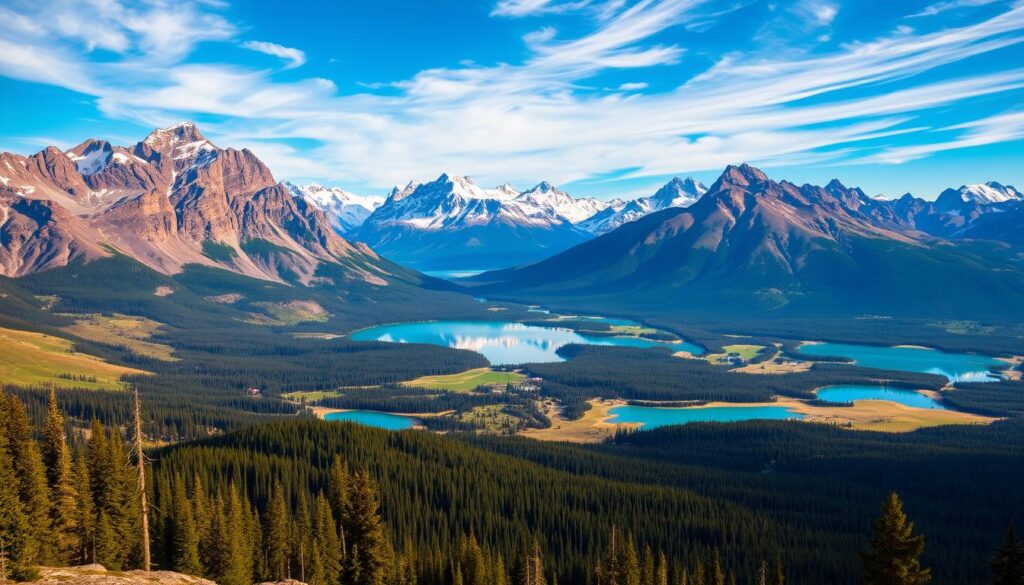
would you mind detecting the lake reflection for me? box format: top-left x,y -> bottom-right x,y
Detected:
351,320 -> 702,365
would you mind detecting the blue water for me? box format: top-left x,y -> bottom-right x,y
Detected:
798,342 -> 1001,383
608,404 -> 803,429
816,385 -> 945,410
350,320 -> 703,365
323,410 -> 418,430
422,269 -> 486,279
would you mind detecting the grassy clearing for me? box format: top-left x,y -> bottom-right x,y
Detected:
249,300 -> 330,325
704,344 -> 765,365
401,368 -> 525,393
459,404 -> 522,432
63,313 -> 177,361
282,389 -> 346,401
521,399 -> 626,443
609,324 -> 659,336
0,326 -> 146,390
291,332 -> 343,340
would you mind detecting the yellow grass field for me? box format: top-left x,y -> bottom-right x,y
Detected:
63,313 -> 177,361
401,368 -> 526,392
0,326 -> 147,390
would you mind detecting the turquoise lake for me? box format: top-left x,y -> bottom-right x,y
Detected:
350,320 -> 703,365
816,385 -> 945,409
323,410 -> 419,430
798,342 -> 1002,383
422,269 -> 486,279
608,404 -> 803,429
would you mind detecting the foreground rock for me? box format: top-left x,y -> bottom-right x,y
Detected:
33,564 -> 216,584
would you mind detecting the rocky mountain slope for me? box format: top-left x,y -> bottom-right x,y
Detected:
0,123 -> 393,285
470,165 -> 1024,318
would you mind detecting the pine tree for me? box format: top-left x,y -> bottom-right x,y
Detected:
620,536 -> 640,585
656,551 -> 669,585
328,455 -> 351,556
220,486 -> 254,585
461,532 -> 487,585
707,548 -> 724,585
314,491 -> 341,585
861,492 -> 931,585
0,416 -> 36,582
343,469 -> 391,585
201,494 -> 229,579
264,485 -> 290,582
757,560 -> 768,585
74,456 -> 95,564
641,545 -> 655,585
40,389 -> 82,564
991,524 -> 1024,585
170,477 -> 201,575
1,393 -> 55,565
772,555 -> 784,585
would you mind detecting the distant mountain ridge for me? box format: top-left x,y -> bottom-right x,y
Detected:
351,173 -> 709,270
284,181 -> 385,233
470,164 -> 1024,319
0,122 -> 396,285
579,177 -> 707,235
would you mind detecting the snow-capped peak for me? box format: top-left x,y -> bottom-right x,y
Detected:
957,182 -> 1022,205
284,180 -> 385,233
66,140 -> 113,176
578,177 -> 706,235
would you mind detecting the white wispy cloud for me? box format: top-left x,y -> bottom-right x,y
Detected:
241,40 -> 307,69
908,0 -> 1003,18
0,0 -> 1022,192
491,0 -> 593,17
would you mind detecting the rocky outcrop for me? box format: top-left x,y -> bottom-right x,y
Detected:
33,564 -> 216,585
0,123 -> 393,285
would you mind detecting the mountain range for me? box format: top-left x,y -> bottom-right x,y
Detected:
470,164 -> 1024,319
2,123 -> 1023,321
0,123 -> 399,285
351,174 -> 599,270
348,174 -> 710,270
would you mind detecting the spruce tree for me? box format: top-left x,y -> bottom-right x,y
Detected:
40,389 -> 81,563
991,524 -> 1024,585
707,549 -> 725,585
170,477 -> 201,575
1,393 -> 55,565
264,485 -> 290,582
343,469 -> 390,585
772,555 -> 784,585
861,492 -> 931,585
0,417 -> 35,582
220,486 -> 254,585
74,456 -> 96,564
314,491 -> 342,585
656,552 -> 669,585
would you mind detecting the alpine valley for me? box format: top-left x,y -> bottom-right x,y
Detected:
1,123 -> 1023,585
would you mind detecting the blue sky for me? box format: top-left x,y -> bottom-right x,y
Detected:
1,0 -> 1022,200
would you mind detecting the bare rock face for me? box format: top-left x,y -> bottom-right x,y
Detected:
0,122 -> 393,285
0,189 -> 108,276
25,146 -> 92,200
34,564 -> 216,585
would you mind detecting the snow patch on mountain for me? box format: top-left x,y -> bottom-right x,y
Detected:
956,182 -> 1021,205
580,177 -> 707,234
285,181 -> 384,233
